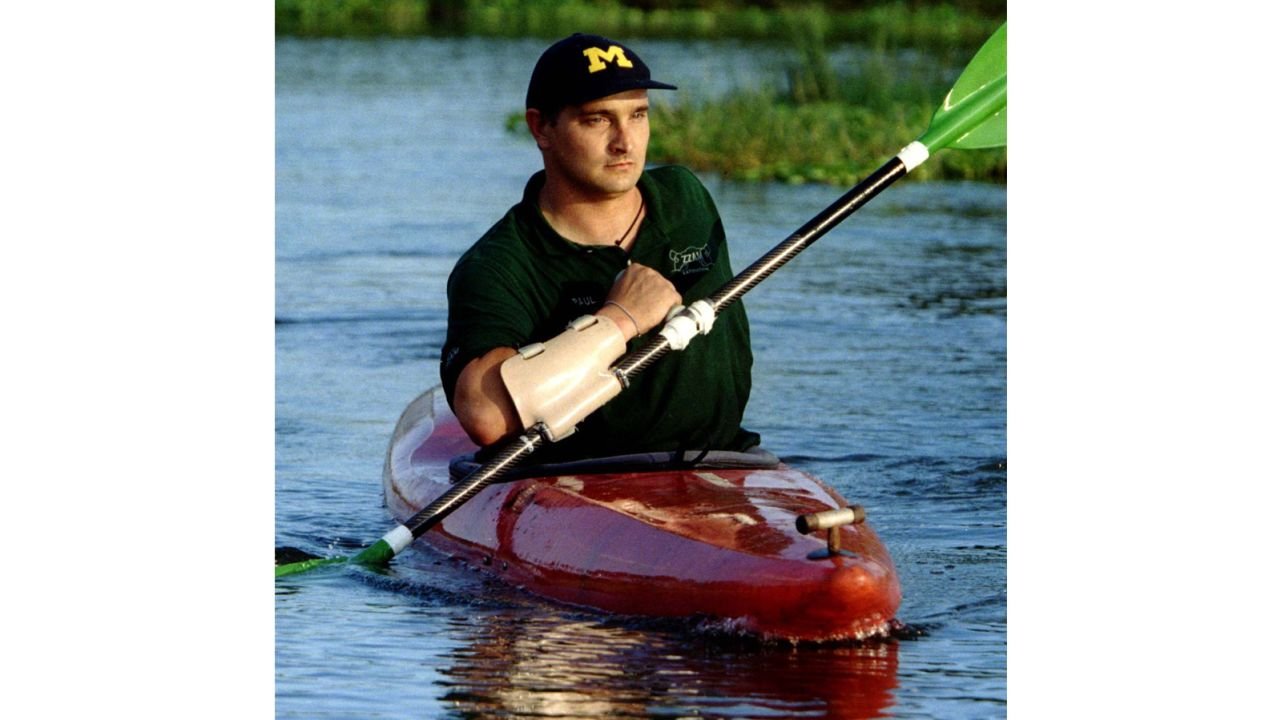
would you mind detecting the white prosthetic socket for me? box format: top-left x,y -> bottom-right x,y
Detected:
499,314 -> 628,442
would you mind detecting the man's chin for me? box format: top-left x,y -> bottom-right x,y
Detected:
598,168 -> 643,193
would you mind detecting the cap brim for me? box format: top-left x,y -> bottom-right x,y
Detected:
565,78 -> 678,107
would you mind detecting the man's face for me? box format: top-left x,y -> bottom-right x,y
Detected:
537,89 -> 651,198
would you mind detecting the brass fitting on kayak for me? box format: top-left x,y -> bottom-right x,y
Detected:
796,505 -> 865,560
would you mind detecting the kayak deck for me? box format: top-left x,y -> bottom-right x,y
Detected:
383,388 -> 901,642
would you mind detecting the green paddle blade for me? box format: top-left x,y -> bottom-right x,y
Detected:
918,22 -> 1007,152
275,554 -> 348,577
273,538 -> 399,578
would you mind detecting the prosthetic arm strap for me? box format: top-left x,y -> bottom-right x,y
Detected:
499,315 -> 627,442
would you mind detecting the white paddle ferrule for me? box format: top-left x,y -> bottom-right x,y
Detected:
897,141 -> 930,173
382,525 -> 414,554
658,299 -> 716,351
500,314 -> 627,442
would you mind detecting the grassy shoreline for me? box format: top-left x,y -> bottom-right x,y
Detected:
647,21 -> 1006,186
279,0 -> 1007,185
277,0 -> 1003,52
648,93 -> 1006,185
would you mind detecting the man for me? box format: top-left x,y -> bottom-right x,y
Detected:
441,33 -> 758,462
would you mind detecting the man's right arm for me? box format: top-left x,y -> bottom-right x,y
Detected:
450,262 -> 681,448
453,346 -> 521,447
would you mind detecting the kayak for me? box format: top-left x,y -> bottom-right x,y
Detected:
382,387 -> 901,642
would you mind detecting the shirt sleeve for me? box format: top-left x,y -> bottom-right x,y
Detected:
439,252 -> 536,406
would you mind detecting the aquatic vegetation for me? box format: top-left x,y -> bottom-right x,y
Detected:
279,0 -> 1008,185
276,0 -> 1004,52
642,6 -> 1007,185
647,58 -> 1008,185
277,0 -> 430,36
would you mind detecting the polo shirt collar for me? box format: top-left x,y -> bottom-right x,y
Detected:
516,170 -> 669,258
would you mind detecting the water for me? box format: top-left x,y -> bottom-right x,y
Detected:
276,37 -> 1005,718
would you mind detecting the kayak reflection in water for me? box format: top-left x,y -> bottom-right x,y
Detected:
440,33 -> 759,464
434,611 -> 900,719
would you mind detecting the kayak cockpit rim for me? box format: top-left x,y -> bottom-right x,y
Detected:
448,446 -> 781,483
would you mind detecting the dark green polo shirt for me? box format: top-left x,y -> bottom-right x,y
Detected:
441,165 -> 757,461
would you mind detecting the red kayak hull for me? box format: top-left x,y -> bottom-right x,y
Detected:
383,388 -> 901,642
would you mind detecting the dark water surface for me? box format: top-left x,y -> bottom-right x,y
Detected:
277,37 -> 1005,718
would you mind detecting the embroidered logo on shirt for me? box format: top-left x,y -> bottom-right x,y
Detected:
669,244 -> 714,275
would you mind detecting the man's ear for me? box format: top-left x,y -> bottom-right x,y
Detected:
526,109 -> 552,150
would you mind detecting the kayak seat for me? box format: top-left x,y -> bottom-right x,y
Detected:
448,446 -> 781,483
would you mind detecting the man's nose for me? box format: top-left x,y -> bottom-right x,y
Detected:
609,124 -> 631,154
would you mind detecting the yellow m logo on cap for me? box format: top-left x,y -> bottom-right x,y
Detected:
583,46 -> 633,73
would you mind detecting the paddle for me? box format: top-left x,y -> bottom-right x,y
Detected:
276,22 -> 1007,578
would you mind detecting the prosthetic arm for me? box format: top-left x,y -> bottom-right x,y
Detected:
499,314 -> 627,442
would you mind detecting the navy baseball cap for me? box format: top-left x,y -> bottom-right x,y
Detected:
526,34 -> 677,114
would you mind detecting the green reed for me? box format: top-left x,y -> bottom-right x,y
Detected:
280,0 -> 1007,185
645,17 -> 1007,185
277,0 -> 430,36
277,0 -> 1003,52
647,90 -> 1006,185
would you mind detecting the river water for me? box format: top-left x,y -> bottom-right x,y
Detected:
276,37 -> 1006,718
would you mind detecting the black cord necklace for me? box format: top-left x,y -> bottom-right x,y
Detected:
615,195 -> 645,247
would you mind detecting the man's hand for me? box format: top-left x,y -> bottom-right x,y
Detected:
596,262 -> 681,339
454,263 -> 678,447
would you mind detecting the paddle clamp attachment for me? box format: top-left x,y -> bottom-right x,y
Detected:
501,314 -> 628,442
796,505 -> 866,560
659,299 -> 716,351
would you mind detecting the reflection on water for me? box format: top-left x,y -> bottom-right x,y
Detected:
438,611 -> 899,719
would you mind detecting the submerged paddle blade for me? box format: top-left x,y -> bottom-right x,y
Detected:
351,538 -> 397,567
276,546 -> 323,564
273,537 -> 401,578
275,554 -> 348,577
918,22 -> 1007,152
